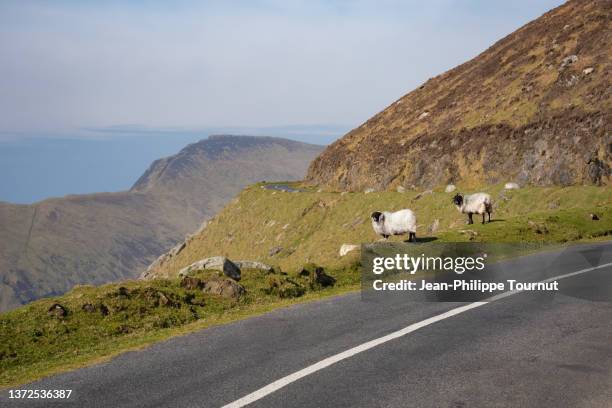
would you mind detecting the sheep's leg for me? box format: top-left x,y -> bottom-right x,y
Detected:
467,213 -> 473,224
410,232 -> 417,243
482,213 -> 486,224
487,211 -> 492,223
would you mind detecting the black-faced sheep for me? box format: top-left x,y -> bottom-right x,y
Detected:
371,209 -> 417,242
453,193 -> 492,224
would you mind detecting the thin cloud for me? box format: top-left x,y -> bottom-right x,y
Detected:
0,0 -> 564,135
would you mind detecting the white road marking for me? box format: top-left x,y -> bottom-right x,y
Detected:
222,261 -> 612,408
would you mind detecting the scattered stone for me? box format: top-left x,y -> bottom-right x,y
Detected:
459,230 -> 478,240
180,276 -> 203,290
268,246 -> 283,257
178,256 -> 241,281
418,111 -> 430,120
445,184 -> 456,193
47,303 -> 67,318
234,260 -> 274,272
364,188 -> 375,194
81,303 -> 96,313
266,275 -> 305,298
548,200 -> 560,209
396,186 -> 406,193
583,67 -> 594,75
298,264 -> 336,288
413,190 -> 433,200
317,189 -> 323,193
202,279 -> 245,299
560,55 -> 578,69
115,325 -> 131,334
117,286 -> 130,298
339,244 -> 360,257
158,292 -> 172,306
504,182 -> 520,190
564,74 -> 579,87
427,219 -> 440,234
590,213 -> 600,221
528,220 -> 549,234
340,192 -> 348,196
99,304 -> 109,316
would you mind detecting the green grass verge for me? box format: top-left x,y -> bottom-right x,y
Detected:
0,265 -> 360,388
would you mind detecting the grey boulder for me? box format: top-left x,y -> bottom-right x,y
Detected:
179,256 -> 241,281
202,279 -> 245,299
234,260 -> 274,273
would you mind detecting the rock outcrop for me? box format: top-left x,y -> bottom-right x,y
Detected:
306,0 -> 611,190
201,279 -> 245,299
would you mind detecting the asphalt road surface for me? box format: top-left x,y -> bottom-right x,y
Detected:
2,242 -> 612,408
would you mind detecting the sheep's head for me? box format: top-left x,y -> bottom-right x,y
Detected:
452,194 -> 464,206
371,211 -> 384,223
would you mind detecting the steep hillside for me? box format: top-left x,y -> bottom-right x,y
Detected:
145,182 -> 612,279
0,136 -> 323,312
307,0 -> 611,191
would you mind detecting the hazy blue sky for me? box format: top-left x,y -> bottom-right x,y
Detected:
0,0 -> 564,203
1,0 -> 563,136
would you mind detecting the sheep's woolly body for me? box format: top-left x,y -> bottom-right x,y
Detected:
457,193 -> 492,215
371,209 -> 417,237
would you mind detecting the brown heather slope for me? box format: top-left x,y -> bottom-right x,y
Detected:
0,136 -> 323,312
307,0 -> 611,191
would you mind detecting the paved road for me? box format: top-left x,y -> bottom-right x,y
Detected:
2,243 -> 612,408
262,183 -> 305,193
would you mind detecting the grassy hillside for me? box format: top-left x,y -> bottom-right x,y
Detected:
148,182 -> 612,278
307,0 -> 611,190
0,137 -> 323,312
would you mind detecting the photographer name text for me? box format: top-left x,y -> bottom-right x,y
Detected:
372,279 -> 559,292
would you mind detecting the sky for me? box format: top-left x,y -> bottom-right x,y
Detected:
0,0 -> 564,203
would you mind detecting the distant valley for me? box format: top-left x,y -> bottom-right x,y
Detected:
0,136 -> 323,311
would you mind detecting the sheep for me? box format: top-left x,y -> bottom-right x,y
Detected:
371,209 -> 417,242
453,193 -> 492,224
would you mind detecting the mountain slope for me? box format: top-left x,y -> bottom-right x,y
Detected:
307,0 -> 611,191
0,136 -> 323,312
